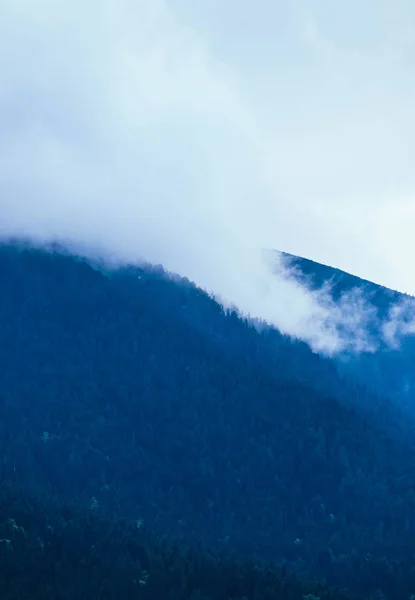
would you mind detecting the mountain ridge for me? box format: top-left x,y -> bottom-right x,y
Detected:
273,249 -> 415,409
1,241 -> 415,598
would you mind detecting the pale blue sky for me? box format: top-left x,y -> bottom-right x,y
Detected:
173,0 -> 415,287
1,0 -> 415,351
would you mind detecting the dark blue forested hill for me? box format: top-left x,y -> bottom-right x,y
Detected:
279,250 -> 415,411
0,484 -> 366,600
280,251 -> 404,307
1,241 -> 415,599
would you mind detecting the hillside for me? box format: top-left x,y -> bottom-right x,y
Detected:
280,251 -> 403,307
1,484 -> 368,600
1,242 -> 415,599
279,251 -> 415,410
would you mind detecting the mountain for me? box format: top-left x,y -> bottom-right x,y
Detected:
279,251 -> 415,411
1,241 -> 415,599
280,251 -> 404,307
1,484 -> 366,600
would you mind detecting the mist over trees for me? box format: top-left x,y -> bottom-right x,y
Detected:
1,242 -> 415,599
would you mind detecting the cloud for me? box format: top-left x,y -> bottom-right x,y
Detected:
298,9 -> 334,55
1,0 -> 415,356
382,300 -> 415,349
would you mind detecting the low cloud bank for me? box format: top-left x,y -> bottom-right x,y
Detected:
1,0 -> 415,356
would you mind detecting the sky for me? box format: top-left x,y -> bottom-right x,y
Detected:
1,0 -> 415,354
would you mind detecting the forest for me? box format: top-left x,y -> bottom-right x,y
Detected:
281,250 -> 415,410
1,241 -> 415,599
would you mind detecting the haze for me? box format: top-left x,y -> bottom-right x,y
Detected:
1,0 -> 415,354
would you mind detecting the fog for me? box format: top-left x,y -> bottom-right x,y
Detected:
1,0 -> 415,355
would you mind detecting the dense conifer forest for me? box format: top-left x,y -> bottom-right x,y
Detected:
1,483 -> 365,599
281,251 -> 415,410
1,241 -> 415,598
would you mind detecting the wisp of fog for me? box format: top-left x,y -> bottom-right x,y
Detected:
0,0 -> 413,355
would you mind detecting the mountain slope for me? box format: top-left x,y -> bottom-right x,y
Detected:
281,251 -> 404,307
1,242 -> 415,599
0,483 -> 367,600
279,250 -> 415,409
